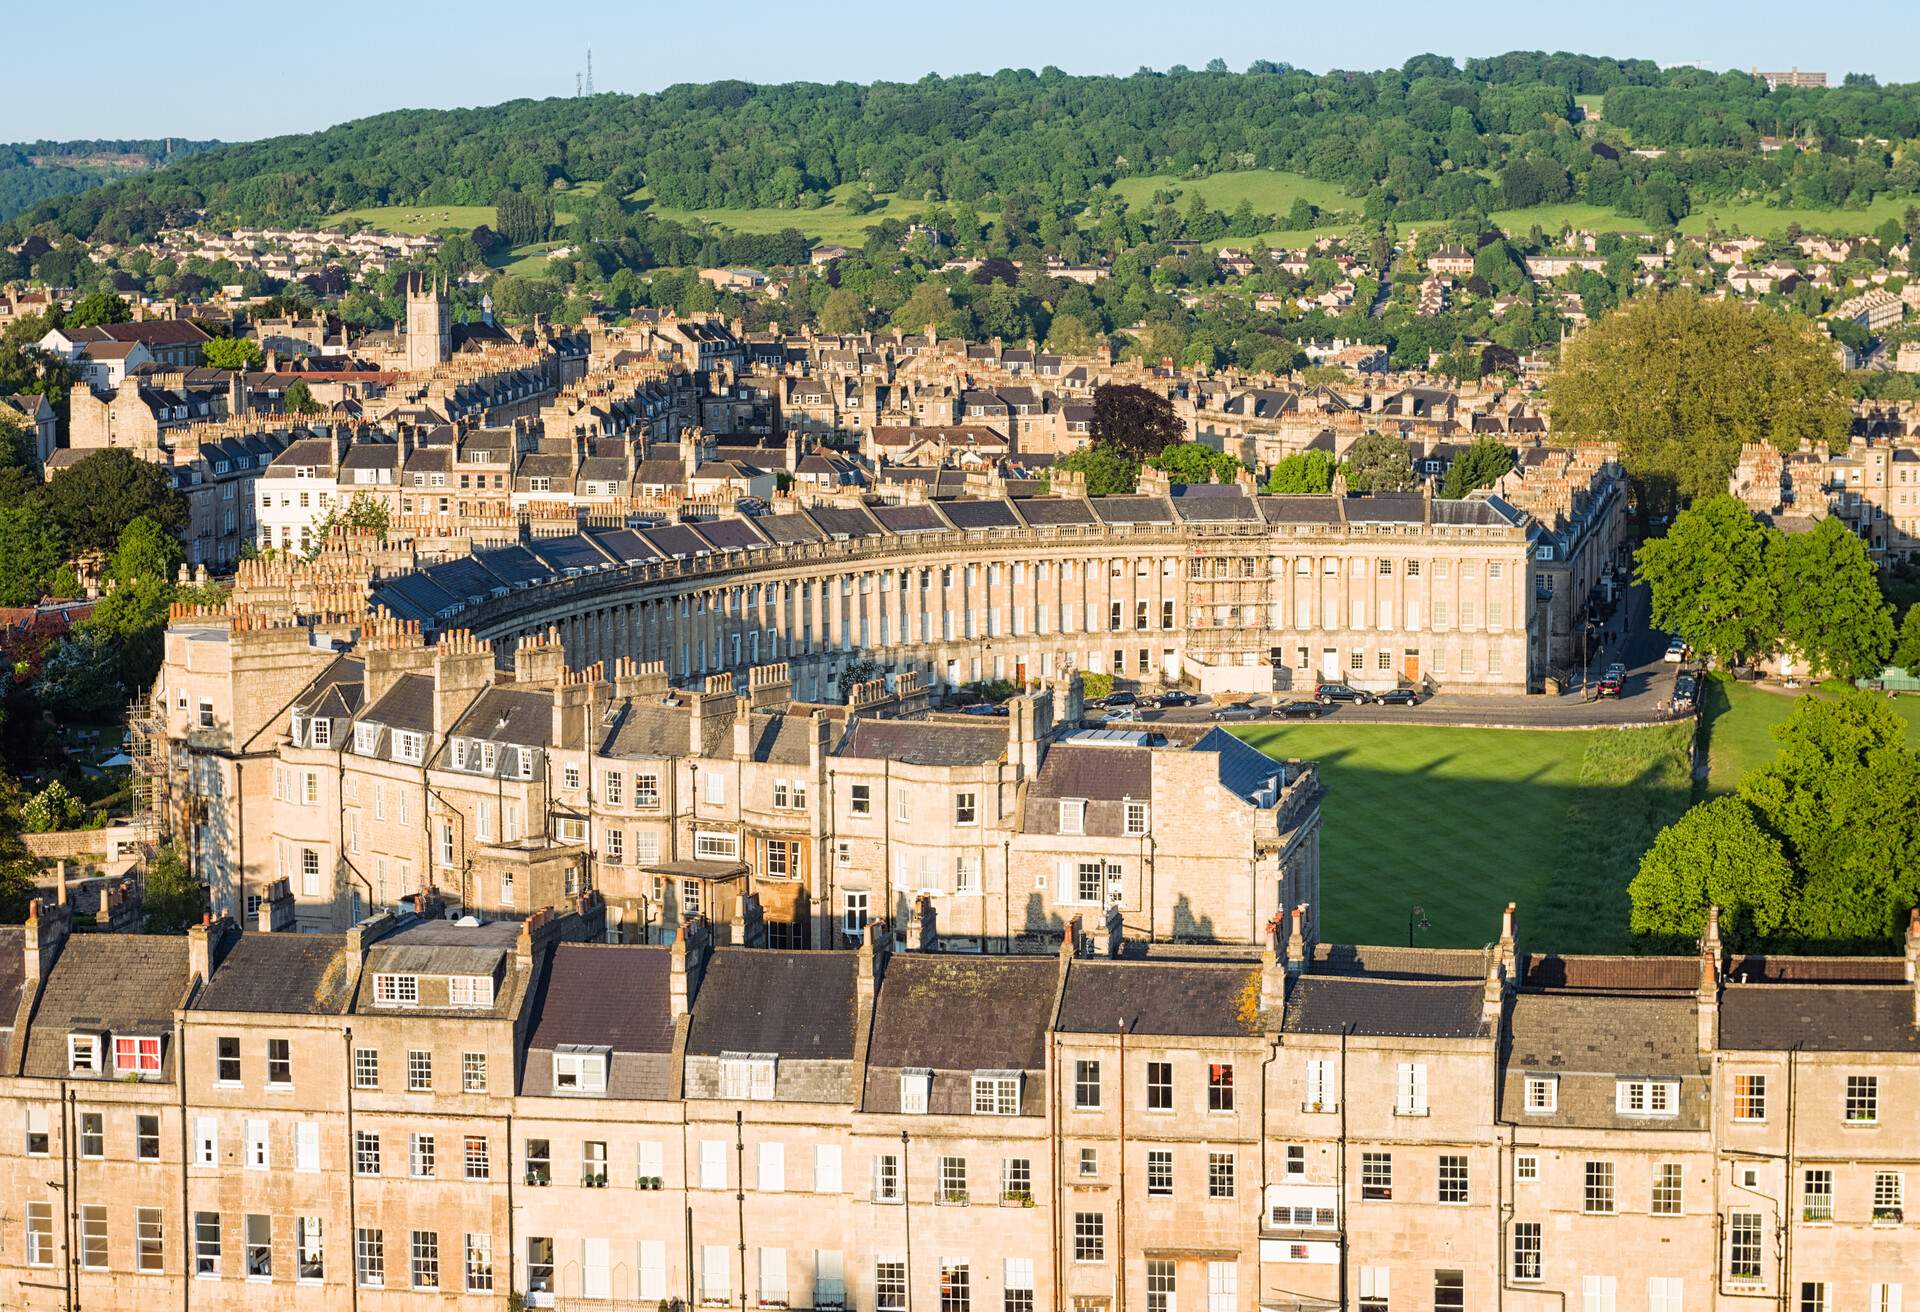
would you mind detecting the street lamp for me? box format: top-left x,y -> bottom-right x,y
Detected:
1408,905 -> 1430,948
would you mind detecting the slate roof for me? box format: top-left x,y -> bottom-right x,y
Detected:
942,499 -> 1020,530
452,687 -> 554,748
1719,984 -> 1920,1052
744,711 -> 817,765
23,935 -> 192,1079
1058,960 -> 1263,1037
685,949 -> 856,1060
1189,728 -> 1290,804
1500,989 -> 1708,1129
837,718 -> 1007,767
196,933 -> 355,1014
867,956 -> 1056,1072
1029,742 -> 1152,802
1283,976 -> 1489,1039
360,673 -> 435,733
0,927 -> 25,1068
527,944 -> 674,1054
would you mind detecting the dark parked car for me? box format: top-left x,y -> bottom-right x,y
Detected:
1155,690 -> 1201,708
1279,700 -> 1327,719
1672,673 -> 1698,709
1375,688 -> 1423,706
1315,683 -> 1371,705
1209,702 -> 1264,721
960,702 -> 1007,717
1104,691 -> 1138,708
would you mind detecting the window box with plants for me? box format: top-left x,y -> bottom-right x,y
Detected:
637,1175 -> 666,1190
1001,1189 -> 1035,1207
525,1170 -> 551,1187
938,1190 -> 970,1206
583,1172 -> 608,1188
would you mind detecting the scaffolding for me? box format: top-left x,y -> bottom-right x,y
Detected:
126,692 -> 171,842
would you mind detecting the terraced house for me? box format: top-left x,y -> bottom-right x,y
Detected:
3,899 -> 1917,1312
147,605 -> 1323,948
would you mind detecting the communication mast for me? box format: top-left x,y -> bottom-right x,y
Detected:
585,47 -> 595,96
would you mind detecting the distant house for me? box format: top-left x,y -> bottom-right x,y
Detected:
1425,246 -> 1476,276
38,318 -> 210,369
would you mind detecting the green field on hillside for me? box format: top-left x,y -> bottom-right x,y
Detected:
331,203 -> 578,234
1488,202 -> 1652,235
1109,169 -> 1356,218
1679,196 -> 1913,238
1233,720 -> 1693,952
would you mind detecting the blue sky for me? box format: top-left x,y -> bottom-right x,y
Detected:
5,0 -> 1917,141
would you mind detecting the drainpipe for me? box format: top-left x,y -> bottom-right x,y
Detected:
901,1129 -> 914,1312
60,1080 -> 74,1312
1115,1021 -> 1127,1312
343,1025 -> 359,1312
735,1110 -> 747,1312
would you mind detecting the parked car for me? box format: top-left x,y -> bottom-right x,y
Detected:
1663,640 -> 1687,664
1375,688 -> 1423,706
960,702 -> 1007,717
1209,702 -> 1263,721
1155,690 -> 1201,708
1672,673 -> 1698,709
1315,683 -> 1371,705
1103,705 -> 1139,722
1279,700 -> 1327,719
1597,675 -> 1623,699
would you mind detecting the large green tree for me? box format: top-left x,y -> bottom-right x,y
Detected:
40,450 -> 188,553
202,336 -> 263,370
1547,292 -> 1851,505
1635,495 -> 1780,668
1056,442 -> 1140,496
1265,449 -> 1337,494
1340,432 -> 1417,493
142,844 -> 207,934
0,505 -> 63,606
1439,437 -> 1515,498
1149,441 -> 1240,485
1775,517 -> 1893,680
1627,795 -> 1794,950
1894,604 -> 1920,672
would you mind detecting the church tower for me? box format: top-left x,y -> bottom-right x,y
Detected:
404,273 -> 451,371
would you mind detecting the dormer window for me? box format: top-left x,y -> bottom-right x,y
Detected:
114,1035 -> 162,1076
373,974 -> 420,1007
720,1053 -> 777,1101
971,1071 -> 1021,1116
354,724 -> 378,754
515,749 -> 535,780
1615,1079 -> 1679,1118
309,719 -> 330,748
899,1068 -> 933,1115
1058,799 -> 1087,836
481,742 -> 498,772
552,1046 -> 608,1095
68,1033 -> 103,1074
394,732 -> 424,765
447,976 -> 495,1009
451,739 -> 468,770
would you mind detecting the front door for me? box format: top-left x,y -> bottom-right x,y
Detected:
1320,647 -> 1340,680
1402,650 -> 1421,683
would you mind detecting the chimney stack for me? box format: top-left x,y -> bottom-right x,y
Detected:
257,877 -> 297,933
1697,905 -> 1723,1053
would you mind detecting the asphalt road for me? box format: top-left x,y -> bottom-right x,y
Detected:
1094,584 -> 1699,731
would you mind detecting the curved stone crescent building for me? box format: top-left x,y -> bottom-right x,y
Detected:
367,486 -> 1538,700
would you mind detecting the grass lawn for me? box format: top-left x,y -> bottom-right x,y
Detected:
1488,202 -> 1652,235
1697,674 -> 1920,797
1678,196 -> 1913,238
332,203 -> 582,235
1109,168 -> 1356,217
1233,720 -> 1693,953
